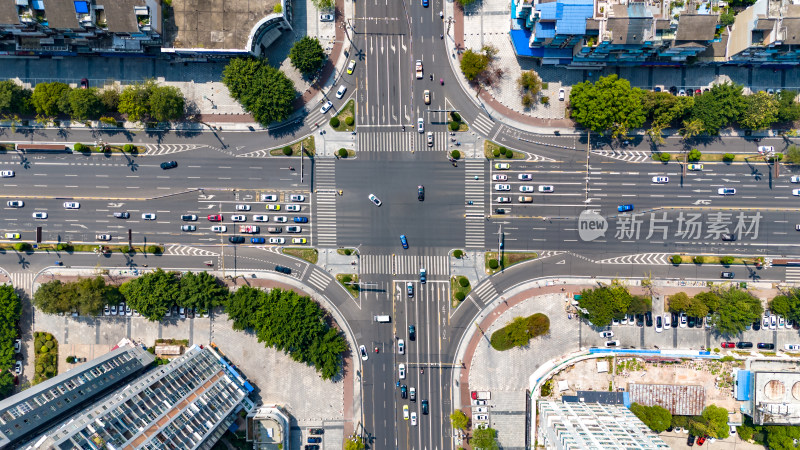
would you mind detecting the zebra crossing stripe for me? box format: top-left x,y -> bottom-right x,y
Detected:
785,268 -> 800,283
471,281 -> 497,302
307,269 -> 330,291
470,114 -> 493,136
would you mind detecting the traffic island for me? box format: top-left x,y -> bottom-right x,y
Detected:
484,141 -> 523,160
336,248 -> 358,256
450,276 -> 472,307
282,247 -> 318,264
336,148 -> 356,158
336,274 -> 360,298
670,254 -> 765,267
270,136 -> 315,157
330,99 -> 355,132
485,251 -> 539,274
33,331 -> 59,385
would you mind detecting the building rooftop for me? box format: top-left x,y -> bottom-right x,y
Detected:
675,14 -> 718,41
752,371 -> 800,425
783,17 -> 800,44
0,1 -> 19,25
44,0 -> 79,29
628,383 -> 705,416
562,391 -> 626,405
168,0 -> 280,50
606,18 -> 654,44
98,0 -> 145,33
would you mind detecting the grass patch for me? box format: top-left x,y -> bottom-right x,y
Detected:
733,351 -> 752,356
490,313 -> 550,351
33,331 -> 58,384
651,153 -> 774,163
0,243 -> 162,254
269,136 -> 315,157
337,248 -> 358,256
674,254 -> 764,266
332,99 -> 355,132
282,247 -> 318,264
453,121 -> 469,132
336,274 -> 359,298
484,140 -> 525,160
335,148 -> 356,158
450,276 -> 472,307
485,251 -> 539,274
760,351 -> 777,356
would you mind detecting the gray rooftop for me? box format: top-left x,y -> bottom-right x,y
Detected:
628,383 -> 705,416
675,14 -> 719,41
45,0 -> 79,28
98,0 -> 144,33
606,17 -> 654,45
168,0 -> 280,50
752,371 -> 800,425
0,0 -> 19,26
784,18 -> 800,44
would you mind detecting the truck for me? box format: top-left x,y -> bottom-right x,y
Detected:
374,315 -> 391,323
471,391 -> 491,400
419,268 -> 427,284
239,225 -> 260,234
415,60 -> 423,79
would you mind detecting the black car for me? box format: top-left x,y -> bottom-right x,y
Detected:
309,428 -> 324,435
721,233 -> 737,241
228,236 -> 245,244
645,311 -> 653,327
695,317 -> 704,328
737,341 -> 753,349
757,343 -> 775,350
753,320 -> 761,331
494,208 -> 507,214
421,399 -> 429,415
687,316 -> 696,328
721,271 -> 735,279
671,312 -> 679,328
636,314 -> 644,327
308,437 -> 322,444
160,160 -> 178,169
418,185 -> 424,201
687,434 -> 695,446
275,265 -> 291,274
305,446 -> 319,450
409,325 -> 416,341
400,385 -> 408,398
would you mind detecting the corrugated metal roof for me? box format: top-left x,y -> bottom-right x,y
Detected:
628,383 -> 705,416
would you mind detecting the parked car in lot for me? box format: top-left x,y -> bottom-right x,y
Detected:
757,343 -> 775,350
599,331 -> 614,338
721,342 -> 735,348
604,340 -> 620,347
655,315 -> 663,332
320,13 -> 334,21
785,344 -> 800,351
736,342 -> 753,349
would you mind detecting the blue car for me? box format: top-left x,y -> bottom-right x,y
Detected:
618,204 -> 634,212
400,235 -> 408,249
293,217 -> 308,223
422,0 -> 428,6
251,237 -> 266,244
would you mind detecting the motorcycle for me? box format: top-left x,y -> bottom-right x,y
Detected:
440,79 -> 444,85
374,347 -> 379,353
430,74 -> 433,81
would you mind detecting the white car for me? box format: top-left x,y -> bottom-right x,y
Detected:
290,194 -> 306,202
359,345 -> 368,361
320,101 -> 333,114
494,184 -> 510,191
261,194 -> 277,202
758,145 -> 774,154
786,344 -> 800,351
235,204 -> 251,211
519,185 -> 533,192
492,174 -> 507,181
142,213 -> 156,220
518,173 -> 532,181
495,197 -> 510,203
320,13 -> 334,21
181,225 -> 196,232
652,176 -> 669,183
253,215 -> 269,222
475,414 -> 489,421
599,331 -> 614,338
287,226 -> 301,233
410,412 -> 417,426
763,314 -> 770,329
793,189 -> 800,196
269,237 -> 285,244
494,163 -> 510,170
538,185 -> 554,193
211,225 -> 227,232
231,215 -> 246,222
399,363 -> 406,379
0,170 -> 13,177
718,188 -> 736,195
336,85 -> 347,99
679,313 -> 687,328
32,212 -> 48,219
779,315 -> 786,328
63,202 -> 80,209
558,88 -> 566,101
427,132 -> 433,147
368,194 -> 382,206
286,204 -> 301,212
664,313 -> 671,328
398,339 -> 405,354
96,234 -> 111,241
770,315 -> 777,329
275,216 -> 288,223
791,176 -> 800,183
417,117 -> 424,133
7,200 -> 23,208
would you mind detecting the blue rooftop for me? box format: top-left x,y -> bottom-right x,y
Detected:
736,370 -> 752,401
534,0 -> 594,35
73,0 -> 88,13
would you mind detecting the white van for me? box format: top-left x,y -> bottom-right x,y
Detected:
374,315 -> 391,323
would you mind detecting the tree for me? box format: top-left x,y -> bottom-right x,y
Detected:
0,285 -> 20,399
694,291 -> 720,312
343,435 -> 366,450
31,82 -> 71,117
119,268 -> 180,321
568,75 -> 645,138
690,82 -> 745,134
74,277 -> 109,316
118,81 -> 153,123
713,288 -> 763,335
739,91 -> 779,130
460,47 -> 494,82
626,295 -> 651,315
177,271 -> 229,311
148,86 -> 185,122
679,118 -> 705,140
668,292 -> 691,312
776,90 -> 800,123
577,282 -> 632,327
702,404 -> 731,439
67,88 -> 103,120
289,37 -> 326,76
517,70 -> 541,95
720,10 -> 735,27
785,144 -> 800,164
456,0 -> 477,6
222,58 -> 296,125
33,280 -> 71,314
450,410 -> 469,430
99,88 -> 120,112
686,295 -> 710,319
471,426 -> 499,450
310,0 -> 334,9
0,80 -> 31,114
630,403 -> 672,432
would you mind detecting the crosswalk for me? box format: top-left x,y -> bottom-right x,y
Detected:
469,113 -> 494,136
596,253 -> 670,265
361,254 -> 449,275
165,245 -> 219,257
465,160 -> 486,249
591,150 -> 652,163
306,268 -> 331,291
8,272 -> 35,294
357,131 -> 452,152
314,159 -> 338,247
143,143 -> 204,156
785,267 -> 800,284
471,280 -> 498,305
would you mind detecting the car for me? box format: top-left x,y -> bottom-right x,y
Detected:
494,208 -> 508,214
612,318 -> 620,326
687,435 -> 695,447
494,184 -> 510,191
160,161 -> 178,169
518,185 -> 533,192
142,213 -> 156,220
618,204 -> 634,212
407,282 -> 414,298
275,216 -> 288,223
403,404 -> 409,420
518,196 -> 532,203
269,237 -> 285,244
398,339 -> 405,354
636,314 -> 644,327
758,343 -> 775,350
410,411 -> 417,426
721,342 -> 735,348
231,215 -> 246,222
228,236 -> 245,244
687,164 -> 703,171
718,187 -> 736,195
96,234 -> 111,241
763,314 -> 771,329
292,238 -> 307,244
120,302 -> 127,317
251,237 -> 266,244
758,145 -> 774,154
274,265 -> 291,274
336,85 -> 347,99
320,101 -> 333,114
113,212 -> 130,219
320,13 -> 334,21
645,311 -> 653,327
125,305 -> 132,316
287,226 -> 301,233
13,339 -> 20,353
417,117 -> 424,133
656,315 -> 663,332
671,312 -> 679,328
309,428 -> 324,435
6,200 -> 23,208
208,214 -> 223,222
791,176 -> 800,183
347,60 -> 356,74
14,361 -> 21,375
518,173 -> 532,181
400,384 -> 407,398
421,399 -> 428,415
261,194 -> 277,202
307,437 -> 322,444
475,414 -> 489,421
0,170 -> 14,177
604,340 -> 620,347
688,316 -> 696,328
399,363 -> 406,379
679,313 -> 688,328
235,204 -> 251,211
538,185 -> 554,193
721,233 -> 737,241
410,387 -> 416,401
290,194 -> 306,202
3,233 -> 20,240
409,325 -> 415,340
400,235 -> 408,249
253,215 -> 269,222
736,342 -> 753,349
599,331 -> 614,338
794,189 -> 800,196
80,77 -> 89,89
678,89 -> 686,97
418,185 -> 424,201
753,320 -> 761,331
104,305 -> 111,316
779,315 -> 786,328
496,197 -> 510,203
771,315 -> 777,329
293,216 -> 309,223
286,204 -> 301,212
786,344 -> 800,351
181,225 -> 196,232
368,193 -> 382,206
652,176 -> 669,183
721,272 -> 735,279
359,345 -> 368,361
181,214 -> 198,221
423,90 -> 430,104
492,174 -> 507,181
427,132 -> 433,147
211,225 -> 227,232
32,212 -> 48,219
558,88 -> 565,101
494,163 -> 510,170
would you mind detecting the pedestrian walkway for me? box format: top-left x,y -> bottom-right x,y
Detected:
786,267 -> 800,283
313,159 -> 338,247
8,272 -> 35,295
361,254 -> 449,275
305,267 -> 332,291
356,130 -> 453,152
465,159 -> 487,249
469,278 -> 499,305
469,113 -> 494,136
591,149 -> 653,163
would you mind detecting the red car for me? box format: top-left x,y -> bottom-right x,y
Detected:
721,342 -> 735,348
696,436 -> 706,445
207,214 -> 223,222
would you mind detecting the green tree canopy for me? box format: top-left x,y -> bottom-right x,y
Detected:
289,37 -> 326,76
450,410 -> 469,430
99,88 -> 120,112
33,280 -> 71,314
713,288 -> 763,335
668,292 -> 691,312
460,48 -> 492,82
577,282 -> 632,327
739,91 -> 779,130
690,82 -> 745,134
630,403 -> 672,433
343,436 -> 366,450
702,404 -> 731,439
148,86 -> 185,122
569,75 -> 645,138
177,271 -> 229,311
119,268 -> 180,321
686,295 -> 710,319
118,81 -> 153,123
31,82 -> 71,117
626,295 -> 651,315
777,90 -> 800,123
471,426 -> 499,450
0,285 -> 20,399
0,80 -> 31,115
694,291 -> 721,312
67,88 -> 103,120
222,58 -> 296,125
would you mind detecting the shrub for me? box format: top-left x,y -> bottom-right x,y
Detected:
489,259 -> 499,269
338,148 -> 347,158
341,275 -> 352,283
40,345 -> 48,353
455,291 -> 466,301
492,148 -> 501,157
449,121 -> 460,131
722,153 -> 735,162
720,256 -> 735,265
660,153 -> 671,162
35,364 -> 43,374
282,146 -> 292,156
498,146 -> 508,155
671,255 -> 683,264
458,277 -> 470,288
146,245 -> 162,254
542,82 -> 549,89
451,111 -> 461,123
693,256 -> 706,264
329,117 -> 340,128
541,96 -> 550,105
66,356 -> 75,363
505,150 -> 514,158
99,116 -> 117,126
687,148 -> 702,162
451,150 -> 461,160
13,243 -> 31,252
123,144 -> 136,152
45,340 -> 54,349
769,153 -> 783,162
120,245 -> 132,254
453,250 -> 463,258
345,116 -> 354,126
343,249 -> 352,255
522,94 -> 533,108
73,143 -> 87,152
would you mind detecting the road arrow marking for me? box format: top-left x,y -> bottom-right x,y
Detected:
556,259 -> 566,264
693,199 -> 712,205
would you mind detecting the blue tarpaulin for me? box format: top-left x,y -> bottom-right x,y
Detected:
32,0 -> 44,9
73,1 -> 88,13
736,370 -> 752,401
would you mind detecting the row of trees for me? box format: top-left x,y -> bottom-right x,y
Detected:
222,58 -> 296,125
768,288 -> 800,324
575,280 -> 652,328
569,75 -> 800,140
631,403 -> 730,439
0,79 -> 185,123
737,417 -> 800,449
0,286 -> 21,399
667,289 -> 763,335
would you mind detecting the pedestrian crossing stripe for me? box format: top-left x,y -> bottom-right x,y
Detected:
306,269 -> 330,291
471,281 -> 497,303
314,160 -> 337,247
361,255 -> 449,275
470,114 -> 493,136
357,131 -> 453,152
